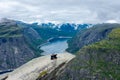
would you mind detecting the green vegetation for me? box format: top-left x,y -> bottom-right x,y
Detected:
33,26 -> 75,41
58,28 -> 120,80
25,38 -> 44,57
27,26 -> 76,56
67,23 -> 120,53
38,70 -> 48,78
0,25 -> 23,38
89,28 -> 120,51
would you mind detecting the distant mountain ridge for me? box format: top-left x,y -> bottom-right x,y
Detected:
38,22 -> 92,31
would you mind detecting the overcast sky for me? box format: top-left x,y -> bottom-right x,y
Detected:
0,0 -> 120,23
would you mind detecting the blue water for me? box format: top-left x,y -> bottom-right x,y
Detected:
40,39 -> 68,55
0,70 -> 13,75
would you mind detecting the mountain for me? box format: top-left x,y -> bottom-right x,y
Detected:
39,23 -> 92,31
55,24 -> 120,80
1,19 -> 119,80
21,22 -> 91,44
0,19 -> 38,71
66,23 -> 120,53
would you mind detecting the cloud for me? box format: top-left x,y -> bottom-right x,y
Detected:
105,20 -> 118,23
0,0 -> 120,23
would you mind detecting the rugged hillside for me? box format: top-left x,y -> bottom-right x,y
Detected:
67,23 -> 120,53
56,27 -> 120,80
0,20 -> 37,71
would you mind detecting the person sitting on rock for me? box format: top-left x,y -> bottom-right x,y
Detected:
51,54 -> 57,60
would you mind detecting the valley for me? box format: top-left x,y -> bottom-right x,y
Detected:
0,0 -> 120,80
0,18 -> 89,74
0,18 -> 120,80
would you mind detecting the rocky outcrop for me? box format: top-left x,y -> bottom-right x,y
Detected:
0,53 -> 75,80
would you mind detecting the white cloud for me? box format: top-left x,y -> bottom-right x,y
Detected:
106,20 -> 118,23
0,0 -> 120,23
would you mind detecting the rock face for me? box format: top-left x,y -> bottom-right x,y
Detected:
0,19 -> 39,71
0,37 -> 35,70
0,53 -> 75,80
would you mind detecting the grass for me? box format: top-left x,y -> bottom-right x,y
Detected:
89,28 -> 120,51
0,26 -> 22,38
38,70 -> 48,78
82,28 -> 120,79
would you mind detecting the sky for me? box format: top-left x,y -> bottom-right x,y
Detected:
0,0 -> 120,23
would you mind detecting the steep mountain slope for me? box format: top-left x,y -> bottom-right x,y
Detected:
67,23 -> 120,53
56,27 -> 120,80
0,20 -> 37,71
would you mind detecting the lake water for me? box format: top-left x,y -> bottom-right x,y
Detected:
40,38 -> 69,55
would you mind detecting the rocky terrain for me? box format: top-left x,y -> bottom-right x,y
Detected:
0,52 -> 75,80
0,19 -> 39,71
